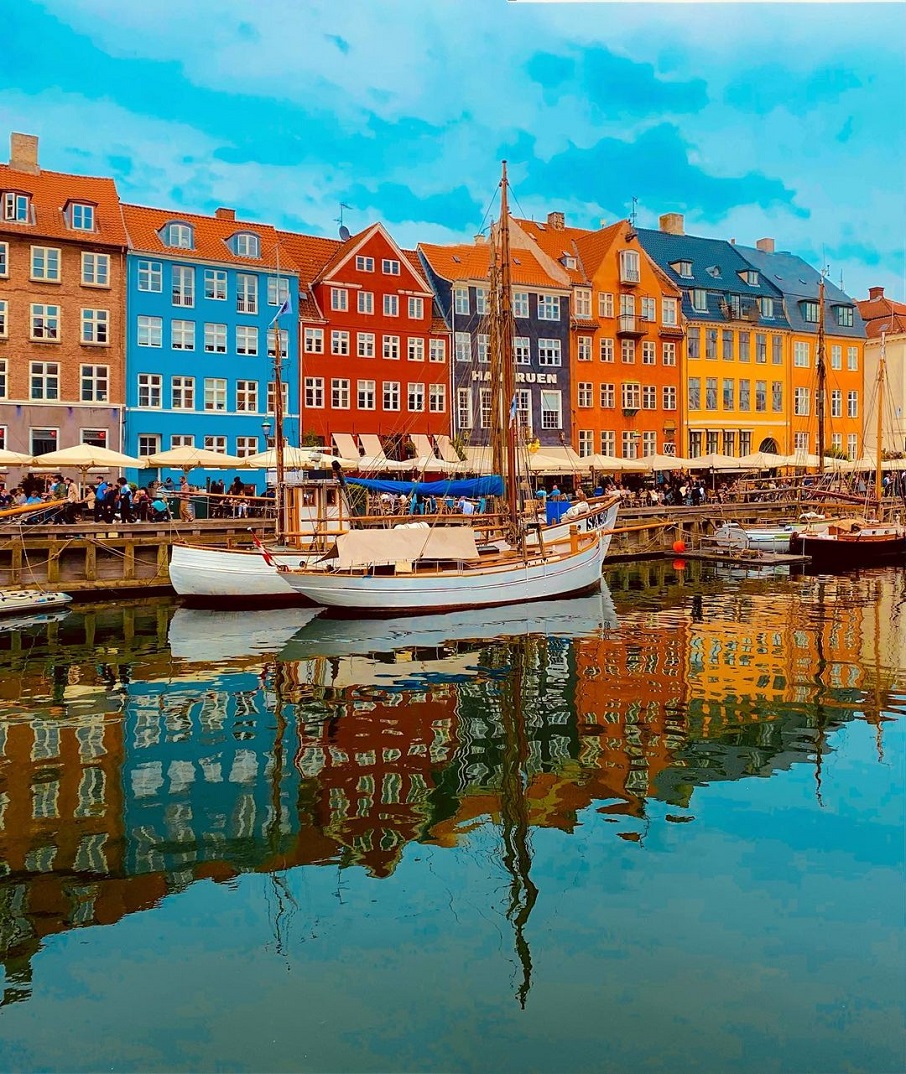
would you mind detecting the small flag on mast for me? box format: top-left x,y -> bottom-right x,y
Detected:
508,394 -> 518,428
269,296 -> 291,326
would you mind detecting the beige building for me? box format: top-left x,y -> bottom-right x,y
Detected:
857,286 -> 906,457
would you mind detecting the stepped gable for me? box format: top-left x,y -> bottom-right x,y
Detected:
857,287 -> 906,338
123,204 -> 298,271
0,163 -> 128,246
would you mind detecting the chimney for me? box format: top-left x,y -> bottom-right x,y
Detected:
659,213 -> 684,236
547,211 -> 565,231
869,286 -> 885,301
10,132 -> 39,174
730,238 -> 736,245
756,237 -> 775,253
214,207 -> 236,221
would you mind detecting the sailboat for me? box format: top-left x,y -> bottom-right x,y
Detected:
280,164 -> 616,615
792,318 -> 905,567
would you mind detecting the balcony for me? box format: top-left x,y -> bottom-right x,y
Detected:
619,265 -> 641,285
616,314 -> 644,337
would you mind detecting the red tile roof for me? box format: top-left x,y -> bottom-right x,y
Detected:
513,217 -> 596,284
419,237 -> 569,291
276,230 -> 342,320
123,204 -> 298,271
0,164 -> 128,247
857,292 -> 906,338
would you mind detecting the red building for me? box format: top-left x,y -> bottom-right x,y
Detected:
279,223 -> 450,458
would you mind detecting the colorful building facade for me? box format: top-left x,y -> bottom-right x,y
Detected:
857,285 -> 906,457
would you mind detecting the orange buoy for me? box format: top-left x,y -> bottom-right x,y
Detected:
672,539 -> 686,554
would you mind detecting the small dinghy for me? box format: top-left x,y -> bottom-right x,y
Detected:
0,589 -> 73,618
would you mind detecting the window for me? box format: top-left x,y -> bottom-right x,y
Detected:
794,387 -> 810,416
358,291 -> 374,315
454,332 -> 471,362
236,325 -> 258,355
771,381 -> 782,412
794,341 -> 809,367
408,296 -> 424,319
383,294 -> 399,317
619,249 -> 640,283
357,380 -> 376,410
138,260 -> 163,292
847,433 -> 858,459
722,378 -> 735,410
304,377 -> 324,408
687,431 -> 702,456
383,335 -> 400,360
835,305 -> 854,327
662,341 -> 676,366
739,331 -> 750,362
81,252 -> 109,287
847,346 -> 858,371
477,334 -> 490,364
642,341 -> 656,365
204,323 -> 227,353
831,345 -> 842,370
265,276 -> 289,307
171,376 -> 195,409
688,377 -> 701,410
620,339 -> 635,364
673,260 -> 693,278
661,297 -> 678,326
382,259 -> 400,275
170,319 -> 195,350
138,373 -> 162,408
267,328 -> 288,358
0,241 -> 6,277
236,274 -> 258,314
599,292 -> 614,318
204,269 -> 227,301
356,255 -> 374,272
620,293 -> 635,317
739,379 -> 751,411
578,382 -> 593,408
719,329 -> 733,361
705,329 -> 717,360
578,336 -> 592,362
802,301 -> 819,323
30,361 -> 59,400
831,433 -> 843,455
705,377 -> 718,410
235,436 -> 258,458
754,332 -> 767,363
457,388 -> 473,430
204,378 -> 227,411
513,291 -> 529,318
755,380 -> 767,412
621,382 -> 641,410
737,431 -> 751,455
574,288 -> 592,317
304,328 -> 324,354
578,430 -> 593,458
357,332 -> 375,358
772,335 -> 782,365
509,337 -> 528,365
31,246 -> 61,281
687,327 -> 700,359
538,338 -> 561,366
76,308 -> 108,346
32,304 -> 60,341
541,390 -> 562,429
706,430 -> 721,455
408,337 -> 425,362
3,192 -> 30,222
760,296 -> 774,319
429,339 -> 446,363
172,265 -> 194,307
479,388 -> 493,429
538,295 -> 560,321
663,385 -> 677,411
164,223 -> 193,249
236,380 -> 257,412
331,330 -> 350,356
600,338 -> 615,363
847,390 -> 858,418
743,269 -> 759,286
78,428 -> 106,450
204,436 -> 227,454
169,435 -> 193,452
29,427 -> 57,455
408,383 -> 425,412
831,389 -> 842,418
137,434 -> 161,457
77,364 -> 107,403
331,378 -> 350,409
691,289 -> 708,312
331,287 -> 349,312
0,299 -> 9,337
600,430 -> 616,456
475,288 -> 488,315
642,385 -> 657,410
267,381 -> 288,416
622,431 -> 639,459
641,297 -> 656,321
453,287 -> 470,316
233,233 -> 260,258
600,383 -> 615,409
382,380 -> 400,410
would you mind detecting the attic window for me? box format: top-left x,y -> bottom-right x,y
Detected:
69,202 -> 95,231
562,255 -> 577,269
835,305 -> 854,328
706,265 -> 721,278
232,232 -> 260,258
740,269 -> 759,286
452,255 -> 461,263
2,192 -> 30,223
163,222 -> 193,250
513,257 -> 521,265
802,301 -> 820,323
672,260 -> 693,278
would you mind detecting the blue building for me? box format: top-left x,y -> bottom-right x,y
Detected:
122,204 -> 300,488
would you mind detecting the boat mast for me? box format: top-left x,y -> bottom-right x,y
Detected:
497,162 -> 520,533
273,321 -> 286,542
875,330 -> 886,503
816,275 -> 826,474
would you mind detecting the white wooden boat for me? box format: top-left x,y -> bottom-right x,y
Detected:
711,521 -> 795,554
0,589 -> 72,617
169,543 -> 317,603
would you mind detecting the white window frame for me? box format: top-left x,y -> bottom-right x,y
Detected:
80,364 -> 109,403
137,373 -> 162,408
204,323 -> 227,353
204,378 -> 227,412
81,252 -> 110,288
31,246 -> 61,282
171,375 -> 195,410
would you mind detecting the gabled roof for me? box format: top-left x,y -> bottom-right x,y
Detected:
315,222 -> 432,292
636,228 -> 781,299
512,217 -> 593,285
418,238 -> 569,292
124,204 -> 298,271
857,291 -> 906,339
0,163 -> 128,247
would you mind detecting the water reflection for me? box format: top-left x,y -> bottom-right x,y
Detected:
0,564 -> 903,1021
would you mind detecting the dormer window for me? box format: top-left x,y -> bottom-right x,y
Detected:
802,301 -> 820,323
740,269 -> 759,286
759,296 -> 774,319
3,192 -> 31,223
562,255 -> 577,270
672,260 -> 693,278
232,232 -> 260,258
706,265 -> 721,279
835,305 -> 854,328
163,222 -> 193,250
69,202 -> 95,231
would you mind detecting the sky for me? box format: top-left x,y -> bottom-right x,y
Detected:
2,0 -> 904,301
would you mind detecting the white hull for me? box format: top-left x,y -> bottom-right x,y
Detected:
711,522 -> 794,554
168,544 -> 314,601
167,606 -> 323,661
282,534 -> 605,614
0,589 -> 72,617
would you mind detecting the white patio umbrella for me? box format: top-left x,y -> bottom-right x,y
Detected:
242,446 -> 352,469
32,443 -> 146,470
584,454 -> 649,472
686,452 -> 747,471
638,453 -> 694,471
779,451 -> 822,469
144,446 -> 245,471
0,448 -> 35,466
736,451 -> 788,470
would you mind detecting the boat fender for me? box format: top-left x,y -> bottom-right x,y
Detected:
393,521 -> 430,530
564,502 -> 590,519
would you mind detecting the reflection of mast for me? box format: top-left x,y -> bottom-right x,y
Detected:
498,639 -> 538,1009
811,580 -> 829,807
264,661 -> 297,959
816,276 -> 826,473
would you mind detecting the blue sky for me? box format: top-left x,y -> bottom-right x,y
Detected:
3,0 -> 904,300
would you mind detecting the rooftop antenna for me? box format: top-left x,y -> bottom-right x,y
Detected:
337,202 -> 352,241
627,196 -> 639,239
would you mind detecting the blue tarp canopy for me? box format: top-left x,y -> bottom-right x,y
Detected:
345,476 -> 504,498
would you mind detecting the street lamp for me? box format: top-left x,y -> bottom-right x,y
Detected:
261,418 -> 272,447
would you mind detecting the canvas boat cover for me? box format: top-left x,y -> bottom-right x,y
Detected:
324,527 -> 480,570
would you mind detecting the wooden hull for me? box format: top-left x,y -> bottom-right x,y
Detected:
282,534 -> 606,615
792,528 -> 906,569
168,544 -> 314,604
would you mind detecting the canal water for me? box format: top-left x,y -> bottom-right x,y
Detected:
0,562 -> 902,1073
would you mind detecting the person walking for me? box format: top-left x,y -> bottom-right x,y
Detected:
116,478 -> 133,523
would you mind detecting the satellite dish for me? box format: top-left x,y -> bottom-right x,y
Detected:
339,225 -> 351,241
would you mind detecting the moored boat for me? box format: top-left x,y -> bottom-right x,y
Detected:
0,589 -> 72,617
